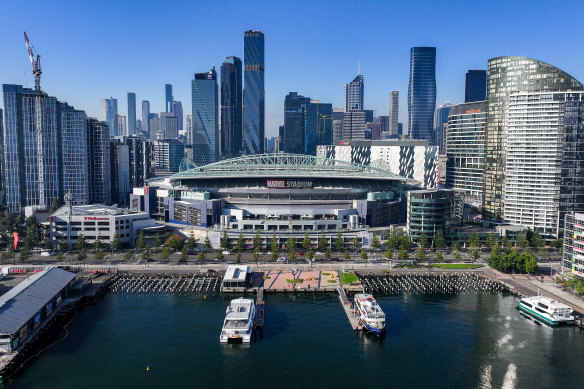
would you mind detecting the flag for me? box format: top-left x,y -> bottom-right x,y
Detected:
13,232 -> 21,250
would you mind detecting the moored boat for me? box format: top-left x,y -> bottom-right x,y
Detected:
220,298 -> 256,343
354,293 -> 386,336
516,295 -> 574,326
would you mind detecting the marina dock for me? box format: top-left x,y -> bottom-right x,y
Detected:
337,287 -> 362,331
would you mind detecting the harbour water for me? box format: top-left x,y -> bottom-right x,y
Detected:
8,291 -> 584,388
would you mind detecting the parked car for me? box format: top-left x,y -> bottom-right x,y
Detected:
222,251 -> 230,255
206,269 -> 217,273
277,257 -> 287,263
40,251 -> 51,257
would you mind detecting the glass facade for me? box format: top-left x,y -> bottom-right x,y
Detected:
127,92 -> 136,135
389,91 -> 399,135
505,92 -> 584,237
165,84 -> 173,113
342,111 -> 366,141
445,101 -> 486,204
433,103 -> 452,154
408,47 -> 436,142
87,118 -> 111,204
304,102 -> 332,155
60,103 -> 88,205
243,30 -> 264,154
407,189 -> 463,243
563,212 -> 584,277
142,100 -> 150,137
483,56 -> 582,221
100,97 -> 118,137
464,70 -> 486,103
191,67 -> 218,165
220,56 -> 243,157
283,92 -> 310,154
344,75 -> 364,112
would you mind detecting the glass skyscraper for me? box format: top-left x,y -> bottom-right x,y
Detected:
483,56 -> 582,221
87,118 -> 111,204
100,97 -> 118,136
142,100 -> 150,137
304,102 -> 332,155
389,91 -> 399,136
408,47 -> 436,142
61,103 -> 89,205
165,84 -> 173,113
344,75 -> 364,112
127,92 -> 136,135
243,30 -> 265,154
464,70 -> 486,102
191,67 -> 219,165
433,102 -> 453,154
221,56 -> 243,157
283,92 -> 310,154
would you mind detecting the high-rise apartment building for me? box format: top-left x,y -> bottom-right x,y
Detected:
283,92 -> 310,154
127,136 -> 155,190
504,91 -> 584,237
154,139 -> 184,173
186,115 -> 192,145
408,47 -> 436,142
159,112 -> 178,139
344,74 -> 364,112
87,118 -> 111,204
389,91 -> 399,136
165,84 -> 173,113
243,30 -> 265,154
117,114 -> 127,137
100,97 -> 118,136
445,101 -> 486,204
172,101 -> 183,131
142,100 -> 150,136
342,111 -> 366,141
191,67 -> 219,165
433,103 -> 453,154
221,56 -> 243,157
127,92 -> 136,135
563,212 -> 584,278
465,70 -> 486,102
483,56 -> 582,221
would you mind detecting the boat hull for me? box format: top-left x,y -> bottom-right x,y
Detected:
516,301 -> 573,326
361,320 -> 386,336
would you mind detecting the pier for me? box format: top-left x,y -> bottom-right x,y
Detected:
253,286 -> 265,340
337,287 -> 362,332
110,273 -> 222,295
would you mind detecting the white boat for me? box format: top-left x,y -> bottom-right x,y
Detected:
354,293 -> 386,336
220,298 -> 256,343
516,295 -> 574,326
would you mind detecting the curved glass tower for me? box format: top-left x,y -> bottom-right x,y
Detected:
483,56 -> 583,221
243,30 -> 265,154
408,47 -> 436,142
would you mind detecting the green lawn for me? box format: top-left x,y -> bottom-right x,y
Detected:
339,272 -> 359,284
262,276 -> 271,279
430,263 -> 483,269
327,279 -> 338,283
286,279 -> 303,283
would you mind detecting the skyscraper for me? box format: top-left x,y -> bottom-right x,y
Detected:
100,97 -> 118,136
191,67 -> 219,165
87,118 -> 111,204
433,103 -> 453,154
408,47 -> 436,142
172,101 -> 183,131
0,109 -> 4,194
344,74 -> 364,112
221,56 -> 243,157
60,103 -> 89,205
389,91 -> 399,135
332,108 -> 344,143
243,29 -> 265,154
159,112 -> 179,139
483,56 -> 582,221
342,111 -> 366,140
142,100 -> 150,137
127,92 -> 136,135
465,70 -> 487,102
117,114 -> 127,137
165,84 -> 173,113
304,102 -> 333,155
283,92 -> 310,154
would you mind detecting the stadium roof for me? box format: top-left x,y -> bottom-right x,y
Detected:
171,153 -> 408,182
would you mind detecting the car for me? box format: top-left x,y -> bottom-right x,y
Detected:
222,251 -> 230,255
315,252 -> 323,256
298,252 -> 305,256
277,257 -> 287,263
206,269 -> 217,273
330,257 -> 339,262
40,251 -> 51,257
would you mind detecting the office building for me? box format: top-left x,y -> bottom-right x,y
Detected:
149,114 -> 159,140
342,111 -> 366,141
483,56 -> 582,221
100,97 -> 118,136
221,56 -> 243,157
243,30 -> 265,154
563,212 -> 584,278
465,70 -> 486,102
87,118 -> 111,204
332,108 -> 344,143
61,103 -> 89,205
154,139 -> 184,173
127,92 -> 136,135
367,122 -> 381,140
304,101 -> 332,155
0,109 -> 4,194
407,189 -> 463,243
408,47 -> 436,142
344,74 -> 364,112
191,67 -> 219,165
117,114 -> 127,137
389,91 -> 399,135
127,136 -> 155,189
142,100 -> 150,136
378,116 -> 389,133
172,101 -> 183,131
433,103 -> 453,154
186,115 -> 192,145
165,84 -> 173,113
504,92 -> 584,237
283,92 -> 310,154
445,101 -> 486,204
159,112 -> 178,139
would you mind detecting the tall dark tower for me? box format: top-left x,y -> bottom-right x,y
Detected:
221,56 -> 243,157
243,30 -> 265,154
408,47 -> 436,142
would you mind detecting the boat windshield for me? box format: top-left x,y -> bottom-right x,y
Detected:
224,319 -> 249,329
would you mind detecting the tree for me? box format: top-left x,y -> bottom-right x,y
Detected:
530,232 -> 544,249
253,231 -> 262,251
77,250 -> 87,262
469,232 -> 481,249
398,235 -> 412,251
325,247 -> 331,260
141,248 -> 150,262
344,250 -> 350,260
538,247 -> 550,262
398,249 -> 409,260
135,231 -> 146,249
524,253 -> 537,274
198,251 -> 206,262
286,235 -> 295,251
19,249 -> 30,263
302,231 -> 311,250
453,251 -> 462,261
236,232 -> 245,252
502,236 -> 512,250
434,229 -> 445,250
112,233 -> 121,250
123,250 -> 132,261
43,238 -> 53,251
56,252 -> 65,262
203,235 -> 212,251
59,238 -> 70,252
166,233 -> 185,251
251,249 -> 259,266
452,241 -> 461,253
317,232 -> 327,251
160,246 -> 171,261
220,230 -> 229,250
485,233 -> 497,251
95,249 -> 105,261
153,237 -> 163,248
435,251 -> 443,262
49,197 -> 64,215
516,232 -> 529,250
306,248 -> 314,262
470,248 -> 480,263
419,233 -> 428,249
386,230 -> 398,249
334,231 -> 344,252
360,249 -> 368,260
180,246 -> 188,261
551,238 -> 563,250
371,236 -> 381,250
270,232 -> 279,253
236,251 -> 242,264
75,234 -> 87,251
415,246 -> 425,261
288,245 -> 296,261
187,232 -> 199,251
351,237 -> 361,251
384,247 -> 393,260
95,235 -> 103,251
216,251 -> 224,261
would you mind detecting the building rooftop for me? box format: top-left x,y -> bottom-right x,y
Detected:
223,265 -> 251,283
0,268 -> 76,335
52,204 -> 149,218
331,139 -> 431,147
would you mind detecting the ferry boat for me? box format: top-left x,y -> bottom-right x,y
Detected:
516,295 -> 574,326
354,293 -> 386,336
220,298 -> 256,343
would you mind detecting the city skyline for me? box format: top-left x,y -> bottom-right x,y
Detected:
2,1 -> 584,136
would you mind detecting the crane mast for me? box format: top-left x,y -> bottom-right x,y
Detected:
23,32 -> 46,208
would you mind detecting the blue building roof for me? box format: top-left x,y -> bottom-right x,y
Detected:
0,268 -> 76,335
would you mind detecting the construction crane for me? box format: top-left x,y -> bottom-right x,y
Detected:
24,31 -> 46,208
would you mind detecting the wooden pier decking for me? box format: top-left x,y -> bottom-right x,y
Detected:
337,287 -> 362,332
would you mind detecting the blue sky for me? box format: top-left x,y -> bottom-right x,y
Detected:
2,0 -> 584,136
